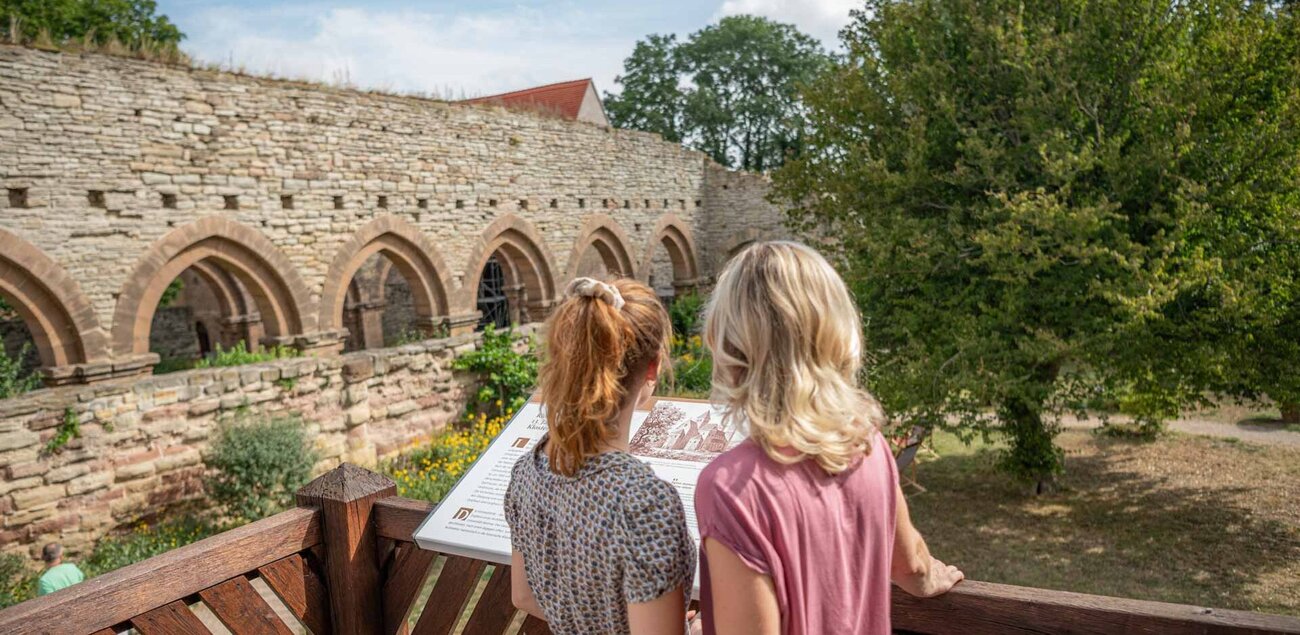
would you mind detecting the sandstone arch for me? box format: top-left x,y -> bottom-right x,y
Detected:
637,213 -> 701,290
565,214 -> 636,280
461,214 -> 558,325
0,229 -> 109,381
319,216 -> 452,337
110,217 -> 313,358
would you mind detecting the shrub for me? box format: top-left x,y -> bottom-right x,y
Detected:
385,411 -> 511,503
193,341 -> 298,369
152,356 -> 195,375
0,553 -> 37,610
0,342 -> 40,399
453,325 -> 538,420
661,333 -> 712,398
668,292 -> 705,337
83,516 -> 218,577
206,416 -> 317,524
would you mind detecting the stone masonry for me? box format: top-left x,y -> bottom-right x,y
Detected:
0,44 -> 782,385
0,329 -> 508,556
0,43 -> 784,555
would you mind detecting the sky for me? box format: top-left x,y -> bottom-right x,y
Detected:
154,0 -> 860,98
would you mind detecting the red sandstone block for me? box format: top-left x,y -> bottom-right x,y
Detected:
116,448 -> 160,466
29,513 -> 79,535
6,461 -> 48,480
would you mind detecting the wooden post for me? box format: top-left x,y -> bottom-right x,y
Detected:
297,463 -> 397,635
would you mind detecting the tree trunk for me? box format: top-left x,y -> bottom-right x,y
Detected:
999,393 -> 1062,495
1282,402 -> 1300,424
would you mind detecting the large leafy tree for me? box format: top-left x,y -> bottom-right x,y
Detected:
604,34 -> 685,143
774,0 -> 1300,487
605,15 -> 830,171
1,0 -> 183,47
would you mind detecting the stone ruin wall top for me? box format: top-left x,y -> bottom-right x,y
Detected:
0,44 -> 784,381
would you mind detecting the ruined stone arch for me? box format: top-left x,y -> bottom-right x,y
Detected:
565,214 -> 636,280
460,214 -> 558,323
319,215 -> 452,334
0,229 -> 109,381
110,216 -> 313,358
637,213 -> 701,288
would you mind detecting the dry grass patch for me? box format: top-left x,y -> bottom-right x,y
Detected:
908,429 -> 1300,616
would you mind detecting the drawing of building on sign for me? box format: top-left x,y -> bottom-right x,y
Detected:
630,402 -> 743,463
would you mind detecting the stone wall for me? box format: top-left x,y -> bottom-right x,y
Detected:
0,43 -> 790,554
0,44 -> 787,385
147,306 -> 199,361
0,329 -> 518,557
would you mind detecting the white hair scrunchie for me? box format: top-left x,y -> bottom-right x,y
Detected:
566,277 -> 625,311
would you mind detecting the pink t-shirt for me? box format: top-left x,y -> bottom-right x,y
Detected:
695,432 -> 898,635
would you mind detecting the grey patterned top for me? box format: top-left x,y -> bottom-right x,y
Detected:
505,434 -> 695,635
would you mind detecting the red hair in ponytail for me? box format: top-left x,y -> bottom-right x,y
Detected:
539,278 -> 671,476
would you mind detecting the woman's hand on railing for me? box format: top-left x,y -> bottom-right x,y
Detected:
910,556 -> 964,598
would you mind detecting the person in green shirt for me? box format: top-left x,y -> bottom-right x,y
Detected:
36,543 -> 84,596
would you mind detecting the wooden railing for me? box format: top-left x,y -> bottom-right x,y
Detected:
2,463 -> 1299,635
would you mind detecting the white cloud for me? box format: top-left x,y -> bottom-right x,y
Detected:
181,4 -> 634,98
715,0 -> 860,48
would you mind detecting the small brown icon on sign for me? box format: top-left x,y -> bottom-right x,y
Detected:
453,507 -> 473,521
511,437 -> 530,449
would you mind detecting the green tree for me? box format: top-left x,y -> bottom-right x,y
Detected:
604,34 -> 685,143
774,0 -> 1300,487
1,0 -> 183,47
606,15 -> 830,171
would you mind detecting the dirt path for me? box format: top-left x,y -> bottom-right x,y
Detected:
1061,415 -> 1300,447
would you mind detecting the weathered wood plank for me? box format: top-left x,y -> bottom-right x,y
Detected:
383,542 -> 437,635
89,628 -> 118,635
411,555 -> 488,635
0,507 -> 321,635
258,553 -> 332,635
891,580 -> 1300,635
297,464 -> 396,635
130,600 -> 213,635
374,496 -> 434,542
519,614 -> 553,635
462,565 -> 515,635
198,576 -> 295,635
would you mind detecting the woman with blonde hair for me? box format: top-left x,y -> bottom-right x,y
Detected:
505,277 -> 695,635
695,241 -> 962,635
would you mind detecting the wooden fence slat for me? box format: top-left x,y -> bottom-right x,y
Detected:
89,629 -> 117,635
198,576 -> 295,635
375,497 -> 434,541
130,600 -> 213,635
411,555 -> 488,635
461,565 -> 516,635
0,507 -> 321,635
259,552 -> 332,635
519,615 -> 553,635
382,542 -> 437,635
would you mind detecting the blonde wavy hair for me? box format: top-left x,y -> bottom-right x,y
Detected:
704,241 -> 884,474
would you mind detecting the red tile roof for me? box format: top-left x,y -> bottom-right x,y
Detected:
462,78 -> 596,120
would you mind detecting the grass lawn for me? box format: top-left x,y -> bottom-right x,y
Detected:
907,429 -> 1300,616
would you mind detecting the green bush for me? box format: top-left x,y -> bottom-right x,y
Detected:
668,292 -> 705,337
0,343 -> 41,399
83,516 -> 218,577
206,416 -> 317,524
0,553 -> 37,610
661,332 -> 713,398
193,341 -> 298,369
453,325 -> 538,420
152,356 -> 196,375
